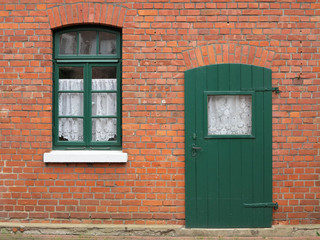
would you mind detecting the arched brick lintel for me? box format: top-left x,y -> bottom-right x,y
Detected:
183,44 -> 275,70
47,3 -> 127,29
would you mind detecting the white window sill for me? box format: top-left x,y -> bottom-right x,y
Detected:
44,150 -> 128,163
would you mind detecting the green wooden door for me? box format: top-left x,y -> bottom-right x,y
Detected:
185,64 -> 274,228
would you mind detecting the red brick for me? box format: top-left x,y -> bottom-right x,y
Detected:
118,7 -> 126,27
71,4 -> 78,23
59,6 -> 67,26
47,9 -> 56,28
94,3 -> 101,23
195,48 -> 203,66
112,6 -> 120,26
88,3 -> 95,23
100,4 -> 107,24
105,4 -> 113,25
77,3 -> 84,23
82,3 -> 89,23
65,5 -> 72,24
52,7 -> 61,27
138,10 -> 157,16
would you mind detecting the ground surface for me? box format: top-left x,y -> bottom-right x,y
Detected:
1,235 -> 320,240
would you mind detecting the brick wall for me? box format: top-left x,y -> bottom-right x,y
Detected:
0,0 -> 319,225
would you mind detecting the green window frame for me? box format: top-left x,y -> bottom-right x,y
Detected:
53,26 -> 122,150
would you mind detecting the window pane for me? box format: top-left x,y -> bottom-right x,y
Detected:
59,118 -> 83,141
92,66 -> 116,79
92,93 -> 116,116
99,32 -> 116,55
92,118 -> 117,142
59,79 -> 83,91
208,95 -> 252,135
59,93 -> 83,116
59,32 -> 77,55
59,67 -> 83,92
92,67 -> 117,91
59,67 -> 83,79
79,31 -> 96,55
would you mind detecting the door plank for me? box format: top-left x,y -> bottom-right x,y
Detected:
230,139 -> 243,227
206,65 -> 220,227
218,139 -> 231,227
195,66 -> 208,227
252,66 -> 265,227
263,68 -> 273,226
184,68 -> 197,228
230,64 -> 241,91
240,64 -> 254,226
218,64 -> 229,91
216,64 -> 231,226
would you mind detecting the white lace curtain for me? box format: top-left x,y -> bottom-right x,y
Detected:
92,78 -> 117,142
208,95 -> 252,135
58,79 -> 117,142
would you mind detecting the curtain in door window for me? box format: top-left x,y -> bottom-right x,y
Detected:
208,95 -> 252,135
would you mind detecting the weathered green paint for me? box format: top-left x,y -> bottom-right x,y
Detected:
185,64 -> 273,228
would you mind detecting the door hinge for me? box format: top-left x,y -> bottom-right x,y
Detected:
272,87 -> 280,94
243,87 -> 280,93
243,202 -> 278,210
256,87 -> 280,94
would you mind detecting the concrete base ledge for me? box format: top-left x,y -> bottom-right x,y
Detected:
0,222 -> 319,237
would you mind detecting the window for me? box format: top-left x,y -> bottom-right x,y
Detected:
204,91 -> 255,138
52,26 -> 122,150
207,94 -> 252,135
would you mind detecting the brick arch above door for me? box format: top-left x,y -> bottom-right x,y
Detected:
182,44 -> 275,70
47,3 -> 127,29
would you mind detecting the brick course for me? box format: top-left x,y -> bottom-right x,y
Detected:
0,0 -> 319,225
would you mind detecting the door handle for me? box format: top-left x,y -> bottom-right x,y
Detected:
192,146 -> 201,150
192,145 -> 202,157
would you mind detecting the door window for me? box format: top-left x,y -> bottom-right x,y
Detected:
204,92 -> 254,138
208,95 -> 252,135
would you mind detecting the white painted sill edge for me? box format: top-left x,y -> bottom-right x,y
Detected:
44,150 -> 128,163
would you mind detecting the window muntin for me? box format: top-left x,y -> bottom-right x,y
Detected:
53,27 -> 121,150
